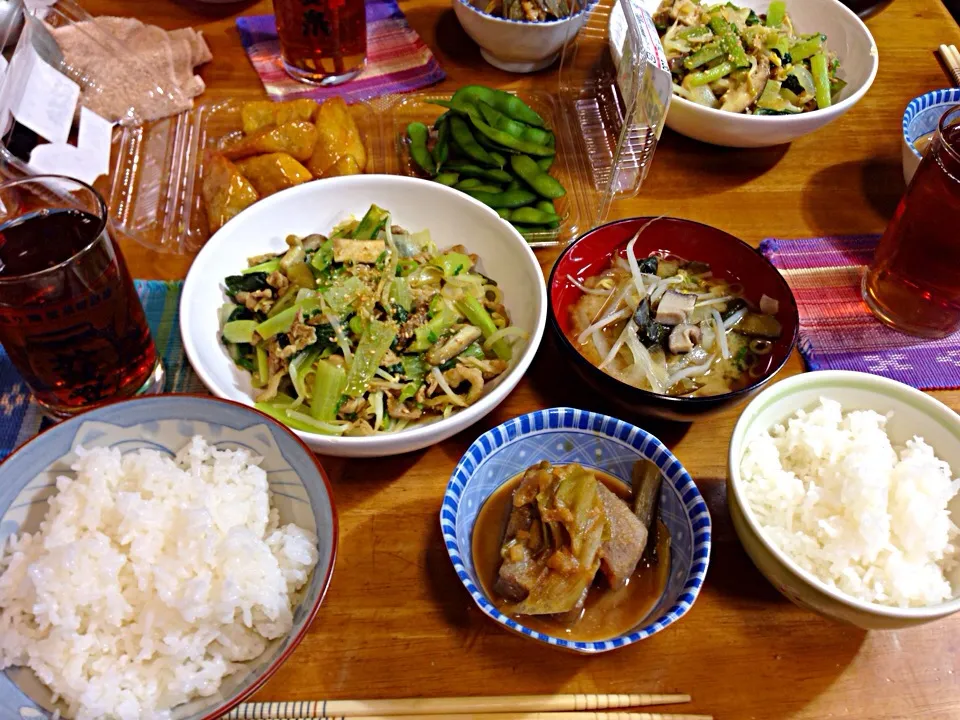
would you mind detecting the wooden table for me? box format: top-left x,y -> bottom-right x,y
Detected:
79,0 -> 960,717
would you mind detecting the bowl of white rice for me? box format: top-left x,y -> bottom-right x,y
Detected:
728,370 -> 960,629
0,395 -> 337,720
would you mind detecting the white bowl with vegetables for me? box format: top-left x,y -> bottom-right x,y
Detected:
615,0 -> 879,147
181,175 -> 547,457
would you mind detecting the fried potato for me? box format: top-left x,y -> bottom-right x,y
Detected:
307,97 -> 367,177
236,152 -> 314,197
222,121 -> 318,162
241,99 -> 319,135
322,154 -> 362,178
202,153 -> 259,232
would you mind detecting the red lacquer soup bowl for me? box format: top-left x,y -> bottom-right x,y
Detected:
548,217 -> 800,422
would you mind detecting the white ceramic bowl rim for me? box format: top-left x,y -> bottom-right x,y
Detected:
454,0 -> 600,26
902,88 -> 960,161
668,0 -> 879,123
180,175 -> 548,454
442,406 -> 712,652
729,370 -> 960,619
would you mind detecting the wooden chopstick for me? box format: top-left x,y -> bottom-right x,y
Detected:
225,695 -> 693,719
938,44 -> 960,87
229,715 -> 711,720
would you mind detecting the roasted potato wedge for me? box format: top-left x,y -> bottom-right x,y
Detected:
202,153 -> 260,232
241,99 -> 319,135
307,97 -> 367,177
236,152 -> 314,197
323,154 -> 362,178
223,121 -> 318,162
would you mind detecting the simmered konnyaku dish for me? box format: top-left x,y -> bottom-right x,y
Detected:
474,460 -> 671,642
219,204 -> 527,436
566,224 -> 783,398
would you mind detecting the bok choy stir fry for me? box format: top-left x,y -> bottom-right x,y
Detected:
219,204 -> 526,436
655,0 -> 845,115
566,225 -> 783,398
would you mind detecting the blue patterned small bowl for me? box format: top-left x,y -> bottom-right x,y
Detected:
902,88 -> 960,183
0,395 -> 337,720
441,407 -> 711,653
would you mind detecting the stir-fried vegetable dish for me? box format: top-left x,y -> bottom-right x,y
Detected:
219,204 -> 527,436
567,224 -> 783,397
473,459 -> 670,641
655,0 -> 846,115
479,0 -> 583,21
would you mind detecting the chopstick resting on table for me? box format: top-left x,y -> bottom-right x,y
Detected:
226,695 -> 694,719
938,44 -> 960,87
227,715 -> 711,720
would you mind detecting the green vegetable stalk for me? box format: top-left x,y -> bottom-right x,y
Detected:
344,320 -> 397,397
310,361 -> 346,421
456,295 -> 510,361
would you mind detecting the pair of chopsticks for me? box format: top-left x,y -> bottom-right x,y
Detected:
225,694 -> 711,720
938,44 -> 960,87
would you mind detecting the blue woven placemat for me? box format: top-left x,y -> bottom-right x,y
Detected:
0,280 -> 205,459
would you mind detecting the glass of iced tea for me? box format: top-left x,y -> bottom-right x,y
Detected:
862,105 -> 960,338
0,176 -> 164,417
274,0 -> 367,86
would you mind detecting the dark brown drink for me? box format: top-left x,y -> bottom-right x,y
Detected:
0,178 -> 162,416
274,0 -> 367,85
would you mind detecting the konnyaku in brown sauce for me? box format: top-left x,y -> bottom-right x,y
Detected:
473,463 -> 671,642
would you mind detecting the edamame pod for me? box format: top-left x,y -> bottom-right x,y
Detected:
407,122 -> 436,176
452,85 -> 545,127
432,117 -> 450,168
477,100 -> 553,146
434,172 -> 459,186
443,162 -> 512,183
468,115 -> 555,157
510,155 -> 566,199
457,181 -> 502,193
449,115 -> 497,166
508,206 -> 562,226
464,188 -> 537,209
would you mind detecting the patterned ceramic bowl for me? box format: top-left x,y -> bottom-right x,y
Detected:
0,395 -> 337,720
441,407 -> 711,653
902,89 -> 960,184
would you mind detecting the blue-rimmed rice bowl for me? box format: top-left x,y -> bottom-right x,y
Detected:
0,395 -> 337,720
441,407 -> 711,653
902,88 -> 960,184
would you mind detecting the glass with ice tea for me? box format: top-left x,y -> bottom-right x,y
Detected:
0,176 -> 164,417
863,105 -> 960,338
274,0 -> 367,86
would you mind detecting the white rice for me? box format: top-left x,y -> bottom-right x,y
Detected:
740,398 -> 960,608
0,437 -> 319,720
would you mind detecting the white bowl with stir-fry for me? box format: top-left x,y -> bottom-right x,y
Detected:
615,0 -> 878,147
549,217 -> 798,421
181,175 -> 547,457
443,407 -> 711,652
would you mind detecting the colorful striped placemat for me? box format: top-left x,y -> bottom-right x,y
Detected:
761,234 -> 960,390
0,281 -> 204,460
237,0 -> 445,104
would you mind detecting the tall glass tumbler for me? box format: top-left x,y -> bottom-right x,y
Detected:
274,0 -> 367,86
863,105 -> 960,338
0,176 -> 164,417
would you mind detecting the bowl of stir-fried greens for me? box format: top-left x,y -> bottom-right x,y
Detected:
181,175 -> 547,457
613,0 -> 878,147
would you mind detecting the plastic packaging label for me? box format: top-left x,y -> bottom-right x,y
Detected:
9,45 -> 79,145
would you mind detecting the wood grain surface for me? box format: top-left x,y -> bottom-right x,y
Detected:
76,0 -> 960,717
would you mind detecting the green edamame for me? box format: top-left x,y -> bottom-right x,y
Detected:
507,207 -> 561,226
449,115 -> 497,166
468,115 -> 554,157
457,181 -> 502,193
434,172 -> 459,187
464,189 -> 537,209
432,117 -> 450,168
496,208 -> 512,219
535,200 -> 561,228
443,162 -> 512,183
510,155 -> 566,199
536,156 -> 555,172
407,122 -> 436,176
506,178 -> 524,192
452,85 -> 545,127
477,100 -> 553,146
456,178 -> 484,189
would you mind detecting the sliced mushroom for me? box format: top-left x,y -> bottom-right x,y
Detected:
655,290 -> 697,326
425,325 -> 483,366
668,324 -> 702,354
759,294 -> 780,315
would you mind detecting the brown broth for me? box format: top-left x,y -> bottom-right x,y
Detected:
472,467 -> 671,642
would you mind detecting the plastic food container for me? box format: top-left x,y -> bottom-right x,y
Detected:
0,0 -> 669,253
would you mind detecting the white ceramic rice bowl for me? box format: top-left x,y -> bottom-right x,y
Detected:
181,175 -> 547,458
611,0 -> 879,148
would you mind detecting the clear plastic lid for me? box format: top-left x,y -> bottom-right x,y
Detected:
0,0 -> 669,253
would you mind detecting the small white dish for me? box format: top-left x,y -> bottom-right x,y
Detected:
901,89 -> 960,185
728,370 -> 960,629
610,0 -> 879,148
180,175 -> 547,458
452,0 -> 598,73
